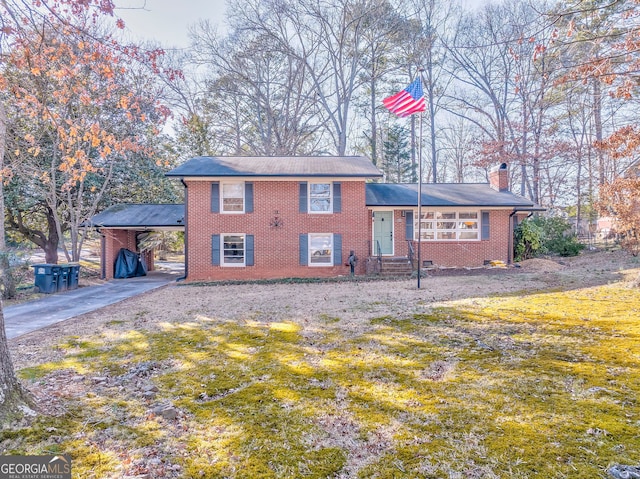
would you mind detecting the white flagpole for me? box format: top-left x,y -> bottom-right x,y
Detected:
416,67 -> 426,289
417,104 -> 423,289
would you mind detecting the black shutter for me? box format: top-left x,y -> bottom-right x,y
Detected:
211,182 -> 220,213
333,182 -> 341,213
246,235 -> 254,266
212,234 -> 220,265
481,211 -> 490,240
299,234 -> 308,265
299,182 -> 308,213
333,234 -> 342,266
245,182 -> 254,213
405,211 -> 414,240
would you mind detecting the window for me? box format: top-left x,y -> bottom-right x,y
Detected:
221,182 -> 244,213
309,233 -> 333,265
212,182 -> 253,214
308,183 -> 332,213
414,211 -> 479,241
212,234 -> 254,266
222,234 -> 245,266
459,212 -> 480,240
300,182 -> 341,213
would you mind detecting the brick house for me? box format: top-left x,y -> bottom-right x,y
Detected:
89,157 -> 538,281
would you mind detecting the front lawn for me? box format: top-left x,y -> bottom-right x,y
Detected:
3,258 -> 640,478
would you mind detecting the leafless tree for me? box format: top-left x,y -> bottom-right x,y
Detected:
227,0 -> 377,156
406,0 -> 456,183
439,117 -> 480,183
357,0 -> 409,167
190,21 -> 324,155
446,0 -> 563,203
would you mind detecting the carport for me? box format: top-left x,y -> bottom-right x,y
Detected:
86,204 -> 185,280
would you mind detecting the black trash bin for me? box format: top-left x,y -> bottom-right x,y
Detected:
67,263 -> 80,290
56,265 -> 68,292
32,264 -> 58,294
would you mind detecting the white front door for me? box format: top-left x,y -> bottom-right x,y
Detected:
373,211 -> 394,255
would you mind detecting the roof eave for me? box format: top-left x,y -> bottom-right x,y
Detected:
367,203 -> 537,208
166,173 -> 383,179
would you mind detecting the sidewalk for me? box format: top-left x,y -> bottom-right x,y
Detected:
4,272 -> 179,339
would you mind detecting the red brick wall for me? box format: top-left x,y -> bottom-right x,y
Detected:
140,249 -> 155,273
385,209 -> 517,267
102,229 -> 155,279
184,180 -> 370,281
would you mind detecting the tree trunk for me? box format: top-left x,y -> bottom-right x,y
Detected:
0,306 -> 35,422
592,77 -> 605,185
44,242 -> 59,264
369,43 -> 378,167
0,101 -> 17,298
0,102 -> 34,421
6,205 -> 60,265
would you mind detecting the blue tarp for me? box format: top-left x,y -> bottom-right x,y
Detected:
114,248 -> 147,279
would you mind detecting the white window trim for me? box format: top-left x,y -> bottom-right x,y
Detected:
308,233 -> 334,267
414,210 -> 480,242
220,181 -> 245,214
221,233 -> 246,267
308,182 -> 333,214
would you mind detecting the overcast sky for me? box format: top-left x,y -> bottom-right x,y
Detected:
115,0 -> 485,49
115,0 -> 228,48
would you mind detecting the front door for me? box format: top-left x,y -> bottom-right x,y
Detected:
373,211 -> 394,255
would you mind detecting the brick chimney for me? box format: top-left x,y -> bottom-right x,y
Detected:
489,163 -> 509,191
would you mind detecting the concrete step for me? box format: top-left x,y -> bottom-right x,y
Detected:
379,257 -> 413,276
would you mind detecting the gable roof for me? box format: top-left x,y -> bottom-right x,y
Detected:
166,156 -> 383,178
86,204 -> 185,228
366,183 -> 538,208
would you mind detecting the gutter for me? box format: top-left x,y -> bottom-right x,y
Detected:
176,179 -> 188,282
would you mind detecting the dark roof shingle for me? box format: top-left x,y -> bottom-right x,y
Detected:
366,183 -> 537,208
86,204 -> 185,228
166,156 -> 383,178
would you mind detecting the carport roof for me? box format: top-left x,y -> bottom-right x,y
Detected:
166,155 -> 383,178
366,183 -> 538,208
87,204 -> 185,228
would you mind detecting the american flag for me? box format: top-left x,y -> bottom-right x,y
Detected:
382,78 -> 427,117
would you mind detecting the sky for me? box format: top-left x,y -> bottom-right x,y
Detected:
115,0 -> 229,49
115,0 -> 485,49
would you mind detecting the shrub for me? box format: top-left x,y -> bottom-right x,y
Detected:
534,216 -> 585,257
514,216 -> 585,262
514,219 -> 543,261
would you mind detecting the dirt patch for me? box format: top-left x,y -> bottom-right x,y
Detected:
516,258 -> 566,272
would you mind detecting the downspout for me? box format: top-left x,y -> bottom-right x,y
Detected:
508,210 -> 517,265
177,179 -> 188,282
509,208 -> 538,264
98,228 -> 106,279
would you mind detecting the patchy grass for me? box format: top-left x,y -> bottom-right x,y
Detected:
4,279 -> 640,477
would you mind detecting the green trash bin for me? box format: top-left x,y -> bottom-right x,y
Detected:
32,264 -> 58,294
56,265 -> 68,292
67,263 -> 80,290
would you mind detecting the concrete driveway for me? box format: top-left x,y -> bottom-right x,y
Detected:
4,272 -> 179,339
